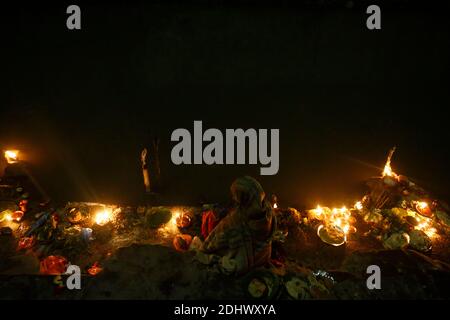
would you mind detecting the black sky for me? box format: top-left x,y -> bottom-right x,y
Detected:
1,1 -> 449,207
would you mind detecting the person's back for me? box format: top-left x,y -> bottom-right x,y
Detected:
200,176 -> 276,275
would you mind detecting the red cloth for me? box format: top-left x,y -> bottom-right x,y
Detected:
40,256 -> 68,275
201,210 -> 219,239
17,236 -> 35,251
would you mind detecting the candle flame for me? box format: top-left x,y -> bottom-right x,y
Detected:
415,218 -> 436,238
171,210 -> 181,226
94,208 -> 112,225
312,205 -> 324,217
311,205 -> 354,239
4,150 -> 19,164
416,201 -> 428,211
158,209 -> 183,237
382,147 -> 398,178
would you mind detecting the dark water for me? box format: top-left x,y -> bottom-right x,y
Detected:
1,2 -> 449,207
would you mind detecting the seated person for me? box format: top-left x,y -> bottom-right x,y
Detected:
197,176 -> 276,275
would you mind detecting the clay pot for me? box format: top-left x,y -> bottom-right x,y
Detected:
176,214 -> 192,229
173,234 -> 192,252
12,210 -> 24,222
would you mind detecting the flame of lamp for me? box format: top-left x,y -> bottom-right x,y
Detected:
415,201 -> 432,217
354,201 -> 363,211
94,208 -> 112,226
4,150 -> 19,164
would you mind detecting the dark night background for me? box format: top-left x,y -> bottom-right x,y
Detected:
0,0 -> 449,208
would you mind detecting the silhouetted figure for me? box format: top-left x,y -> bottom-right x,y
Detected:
198,176 -> 277,275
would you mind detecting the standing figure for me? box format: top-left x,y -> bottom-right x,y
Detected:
141,148 -> 151,193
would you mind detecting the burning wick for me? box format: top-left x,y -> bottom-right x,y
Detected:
417,202 -> 428,210
158,209 -> 182,236
414,201 -> 432,217
423,227 -> 437,239
2,212 -> 22,222
171,210 -> 182,226
414,216 -> 437,238
94,208 -> 112,226
354,201 -> 363,211
4,150 -> 19,164
12,211 -> 24,222
312,205 -> 355,246
270,194 -> 278,210
313,205 -> 324,217
382,162 -> 396,178
332,207 -> 351,235
382,147 -> 398,179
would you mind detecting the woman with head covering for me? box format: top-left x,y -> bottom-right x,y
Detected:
198,176 -> 276,275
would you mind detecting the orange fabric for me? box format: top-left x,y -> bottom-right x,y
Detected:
173,234 -> 193,252
201,210 -> 219,239
87,262 -> 103,276
40,256 -> 68,275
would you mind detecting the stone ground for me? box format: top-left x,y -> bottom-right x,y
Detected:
1,240 -> 450,300
1,204 -> 450,300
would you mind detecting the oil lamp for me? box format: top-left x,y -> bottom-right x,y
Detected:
94,207 -> 113,226
414,201 -> 432,218
4,150 -> 19,164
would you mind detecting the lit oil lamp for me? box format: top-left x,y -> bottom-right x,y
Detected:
171,209 -> 181,226
94,207 -> 113,226
317,224 -> 346,247
270,194 -> 278,210
92,208 -> 115,243
413,214 -> 437,239
309,205 -> 325,219
311,205 -> 356,246
354,201 -> 363,211
414,201 -> 432,218
158,209 -> 184,236
1,211 -> 23,223
12,210 -> 24,222
4,150 -> 19,164
176,210 -> 192,229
